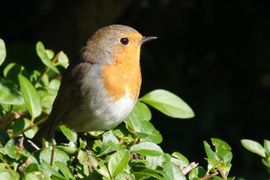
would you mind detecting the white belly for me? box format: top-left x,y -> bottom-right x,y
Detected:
65,91 -> 136,132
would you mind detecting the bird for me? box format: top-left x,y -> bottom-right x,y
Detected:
35,24 -> 157,140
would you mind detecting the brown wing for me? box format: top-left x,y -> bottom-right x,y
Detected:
35,62 -> 92,140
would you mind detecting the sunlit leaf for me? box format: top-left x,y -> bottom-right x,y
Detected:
0,38 -> 6,66
3,63 -> 26,83
12,118 -> 38,138
264,139 -> 270,155
55,161 -> 75,180
163,154 -> 186,180
141,89 -> 194,119
126,115 -> 162,144
132,101 -> 152,121
4,139 -> 21,160
108,150 -> 129,178
36,41 -> 59,74
241,139 -> 266,158
211,138 -> 232,163
18,74 -> 41,120
130,142 -> 163,156
56,51 -> 69,68
39,147 -> 70,165
203,141 -> 219,160
59,125 -> 77,143
0,78 -> 23,105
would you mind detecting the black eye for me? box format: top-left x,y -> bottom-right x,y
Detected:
120,38 -> 129,45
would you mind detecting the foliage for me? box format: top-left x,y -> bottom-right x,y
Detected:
0,38 -> 242,179
241,139 -> 270,173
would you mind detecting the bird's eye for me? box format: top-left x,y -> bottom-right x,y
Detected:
120,38 -> 129,45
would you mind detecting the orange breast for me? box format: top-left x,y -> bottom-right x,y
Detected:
102,47 -> 142,100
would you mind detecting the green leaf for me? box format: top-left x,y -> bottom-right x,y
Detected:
132,101 -> 152,121
0,170 -> 20,180
125,115 -> 162,144
241,139 -> 266,158
146,155 -> 164,169
140,89 -> 194,118
0,38 -> 6,66
264,139 -> 270,155
48,79 -> 60,93
40,160 -> 65,179
115,172 -> 136,180
39,147 -> 70,165
203,141 -> 219,160
130,142 -> 163,156
45,49 -> 54,59
4,139 -> 21,160
211,138 -> 232,163
90,157 -> 110,178
18,74 -> 41,120
0,78 -> 23,105
59,125 -> 77,143
163,154 -> 186,180
36,41 -> 59,74
172,152 -> 189,167
54,161 -> 75,180
24,163 -> 40,173
133,169 -> 163,179
12,118 -> 38,138
3,63 -> 26,83
99,131 -> 120,155
56,51 -> 69,68
108,150 -> 129,178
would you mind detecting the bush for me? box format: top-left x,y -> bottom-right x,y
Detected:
0,38 -> 264,179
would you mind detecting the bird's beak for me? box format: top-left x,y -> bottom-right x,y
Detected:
141,36 -> 158,44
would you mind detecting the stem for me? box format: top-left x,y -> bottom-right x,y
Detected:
11,117 -> 47,138
34,51 -> 62,86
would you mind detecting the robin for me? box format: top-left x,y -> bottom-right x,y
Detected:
36,24 -> 157,140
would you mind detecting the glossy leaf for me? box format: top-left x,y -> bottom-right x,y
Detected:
59,125 -> 77,143
141,89 -> 194,119
0,78 -> 23,105
163,154 -> 186,180
55,161 -> 75,180
132,101 -> 152,121
133,169 -> 163,179
40,160 -> 65,179
108,150 -> 129,178
130,142 -> 163,156
39,147 -> 70,165
3,63 -> 26,83
0,38 -> 6,66
211,138 -> 232,163
126,115 -> 162,144
56,51 -> 69,68
172,152 -> 189,167
115,172 -> 136,180
100,131 -> 120,155
203,141 -> 219,160
241,139 -> 266,158
264,139 -> 270,155
4,139 -> 21,160
12,118 -> 38,138
18,74 -> 41,120
36,41 -> 59,74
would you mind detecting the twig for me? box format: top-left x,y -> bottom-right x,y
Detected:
11,117 -> 47,138
182,162 -> 199,175
27,140 -> 40,150
50,139 -> 56,166
201,172 -> 219,180
34,51 -> 62,86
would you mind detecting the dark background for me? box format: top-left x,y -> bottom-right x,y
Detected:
1,0 -> 270,178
